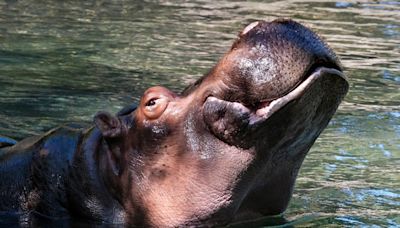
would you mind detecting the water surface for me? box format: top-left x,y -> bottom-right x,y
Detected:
0,0 -> 399,226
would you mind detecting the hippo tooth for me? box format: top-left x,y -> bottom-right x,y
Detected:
241,21 -> 259,36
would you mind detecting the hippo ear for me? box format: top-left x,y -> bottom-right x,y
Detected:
94,111 -> 125,138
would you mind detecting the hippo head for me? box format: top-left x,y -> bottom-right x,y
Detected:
95,19 -> 348,226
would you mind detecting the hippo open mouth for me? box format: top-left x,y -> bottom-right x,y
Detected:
199,19 -> 348,150
252,67 -> 345,120
203,67 -> 347,148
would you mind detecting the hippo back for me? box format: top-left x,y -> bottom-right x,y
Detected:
0,126 -> 84,218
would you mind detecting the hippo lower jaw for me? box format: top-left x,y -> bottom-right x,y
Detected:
203,66 -> 347,148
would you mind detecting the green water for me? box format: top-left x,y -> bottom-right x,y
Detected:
0,0 -> 399,226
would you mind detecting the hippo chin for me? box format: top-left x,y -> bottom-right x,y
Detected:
0,19 -> 348,227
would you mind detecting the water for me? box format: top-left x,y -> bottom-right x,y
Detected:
0,0 -> 399,226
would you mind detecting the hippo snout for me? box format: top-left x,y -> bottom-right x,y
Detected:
197,19 -> 344,108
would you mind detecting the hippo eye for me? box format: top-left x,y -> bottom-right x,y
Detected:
141,86 -> 176,120
143,97 -> 168,119
146,98 -> 157,107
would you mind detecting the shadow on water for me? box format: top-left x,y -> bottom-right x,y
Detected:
0,0 -> 399,226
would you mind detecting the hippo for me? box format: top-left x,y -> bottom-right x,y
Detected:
0,19 -> 348,227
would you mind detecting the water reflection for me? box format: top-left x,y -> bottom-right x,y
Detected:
0,0 -> 399,226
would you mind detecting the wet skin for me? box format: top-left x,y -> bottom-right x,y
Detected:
0,19 -> 348,227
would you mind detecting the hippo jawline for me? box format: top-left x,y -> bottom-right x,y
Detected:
202,66 -> 348,147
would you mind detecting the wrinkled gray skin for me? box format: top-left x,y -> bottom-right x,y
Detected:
0,19 -> 348,227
